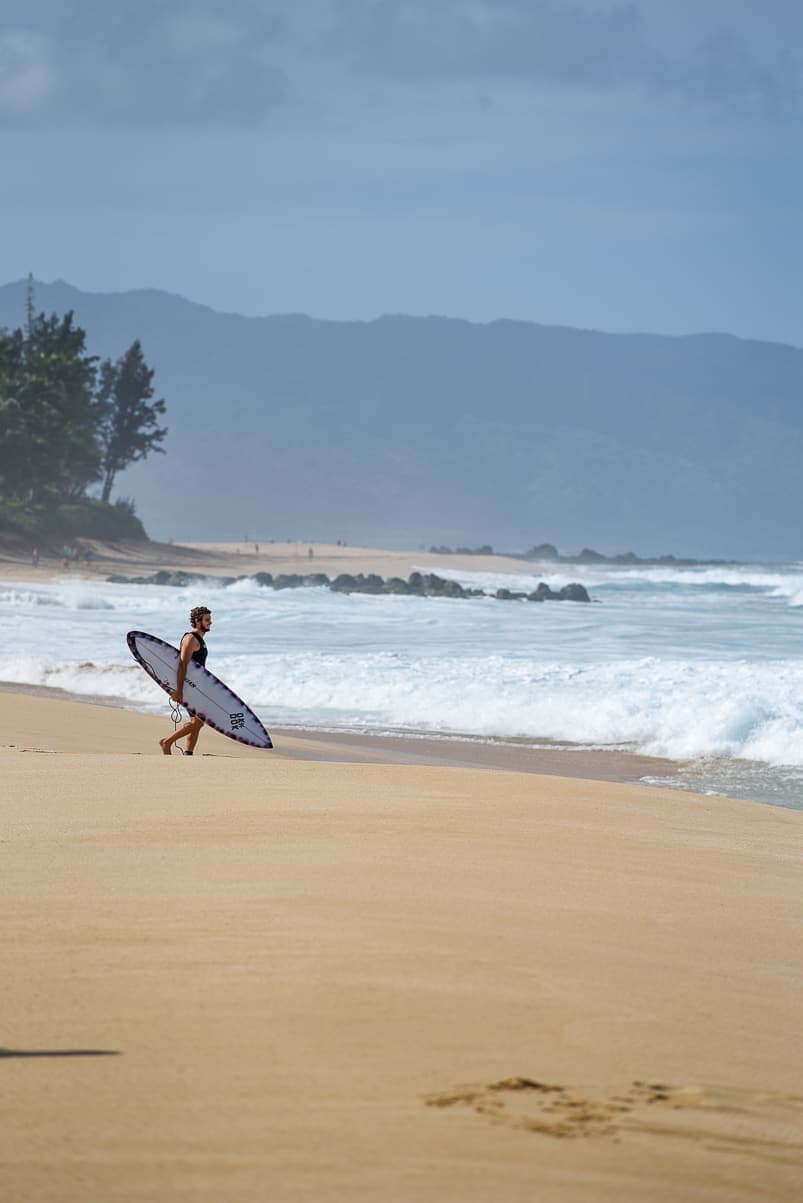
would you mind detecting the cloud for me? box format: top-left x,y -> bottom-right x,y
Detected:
676,31 -> 800,111
0,0 -> 798,129
0,1 -> 288,127
322,0 -> 801,113
0,28 -> 56,116
325,0 -> 644,85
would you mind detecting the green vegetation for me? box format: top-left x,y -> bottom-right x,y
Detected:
0,495 -> 146,541
97,340 -> 166,504
0,286 -> 165,543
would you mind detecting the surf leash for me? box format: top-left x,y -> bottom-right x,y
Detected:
169,698 -> 191,754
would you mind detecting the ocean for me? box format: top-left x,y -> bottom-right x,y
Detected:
4,561 -> 803,810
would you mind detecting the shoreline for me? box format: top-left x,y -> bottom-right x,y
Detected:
0,679 -> 677,784
4,552 -> 797,811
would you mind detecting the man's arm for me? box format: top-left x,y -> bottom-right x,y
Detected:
170,633 -> 199,703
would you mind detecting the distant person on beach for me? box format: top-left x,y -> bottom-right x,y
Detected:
31,546 -> 39,568
159,606 -> 212,757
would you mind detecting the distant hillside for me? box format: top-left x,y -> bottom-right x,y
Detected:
1,278 -> 801,559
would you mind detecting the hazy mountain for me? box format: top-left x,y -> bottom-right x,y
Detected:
1,278 -> 801,559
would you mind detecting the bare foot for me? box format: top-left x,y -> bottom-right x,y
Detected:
159,738 -> 172,755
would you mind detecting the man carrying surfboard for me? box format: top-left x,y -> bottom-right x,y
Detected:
128,617 -> 272,751
159,606 -> 212,756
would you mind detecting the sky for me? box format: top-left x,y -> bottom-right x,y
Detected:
2,0 -> 801,345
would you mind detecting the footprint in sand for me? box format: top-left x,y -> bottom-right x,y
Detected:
425,1076 -> 803,1165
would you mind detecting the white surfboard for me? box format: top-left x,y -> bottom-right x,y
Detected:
127,630 -> 273,749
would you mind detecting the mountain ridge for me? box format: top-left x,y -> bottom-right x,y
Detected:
1,278 -> 801,559
8,277 -> 801,349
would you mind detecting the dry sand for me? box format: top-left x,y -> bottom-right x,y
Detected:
2,690 -> 802,1201
0,535 -> 555,584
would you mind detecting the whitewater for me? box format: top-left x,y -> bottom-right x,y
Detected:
4,560 -> 803,810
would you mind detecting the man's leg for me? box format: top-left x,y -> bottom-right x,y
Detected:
183,716 -> 204,755
159,716 -> 202,755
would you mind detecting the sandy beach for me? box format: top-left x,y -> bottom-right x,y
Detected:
2,688 -> 802,1201
0,534 -> 552,584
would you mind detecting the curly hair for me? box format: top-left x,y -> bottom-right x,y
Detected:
190,605 -> 211,627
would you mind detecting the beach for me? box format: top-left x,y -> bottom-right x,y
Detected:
3,688 -> 802,1201
0,534 -> 539,584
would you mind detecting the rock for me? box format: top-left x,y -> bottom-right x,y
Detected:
106,565 -> 591,603
525,581 -> 590,602
433,577 -> 467,598
106,569 -> 222,587
384,577 -> 412,594
559,583 -> 591,602
421,574 -> 463,597
330,573 -> 359,592
530,582 -> 556,600
331,573 -> 384,593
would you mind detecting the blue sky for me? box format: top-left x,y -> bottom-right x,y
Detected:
2,0 -> 801,344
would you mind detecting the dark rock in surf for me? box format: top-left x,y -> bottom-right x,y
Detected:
558,583 -> 591,602
530,582 -> 555,600
106,566 -> 591,603
384,577 -> 412,594
330,573 -> 359,592
525,581 -> 590,602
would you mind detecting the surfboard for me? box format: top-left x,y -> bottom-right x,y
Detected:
126,630 -> 273,750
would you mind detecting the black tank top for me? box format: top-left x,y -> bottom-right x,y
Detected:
183,631 -> 208,668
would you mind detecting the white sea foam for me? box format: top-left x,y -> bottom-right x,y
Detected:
7,644 -> 803,768
0,588 -> 64,607
0,655 -> 161,705
431,562 -> 803,602
217,652 -> 803,767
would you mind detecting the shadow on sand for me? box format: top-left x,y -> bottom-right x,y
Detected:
0,1047 -> 120,1059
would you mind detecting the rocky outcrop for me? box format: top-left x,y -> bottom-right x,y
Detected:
106,570 -> 591,602
107,568 -> 227,588
556,582 -> 591,602
527,581 -> 591,603
331,573 -> 388,594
